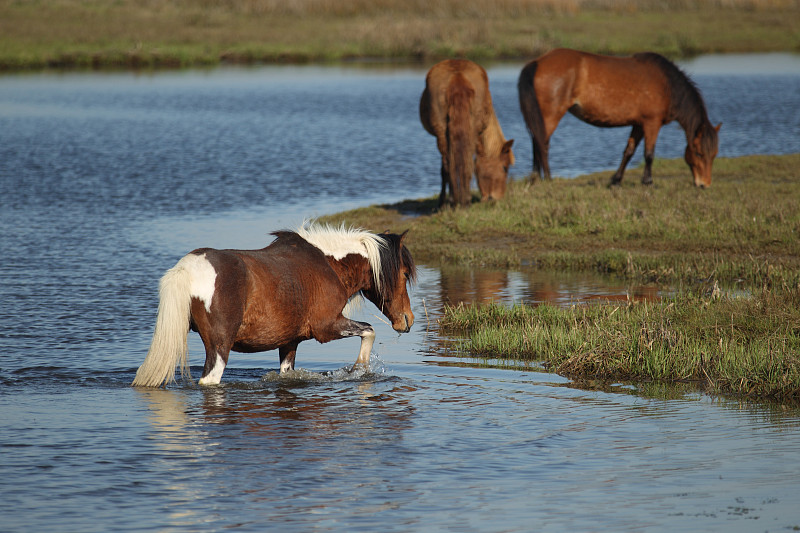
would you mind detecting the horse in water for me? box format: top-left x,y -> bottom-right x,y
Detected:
132,223 -> 416,387
420,59 -> 515,207
517,48 -> 721,187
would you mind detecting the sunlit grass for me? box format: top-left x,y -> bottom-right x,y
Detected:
323,154 -> 800,288
440,287 -> 800,402
1,0 -> 798,70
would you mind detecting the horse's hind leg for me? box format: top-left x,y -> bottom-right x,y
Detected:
198,344 -> 231,385
439,162 -> 450,207
191,299 -> 237,385
610,125 -> 644,186
279,341 -> 300,373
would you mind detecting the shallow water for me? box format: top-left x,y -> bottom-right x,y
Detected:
2,55 -> 800,532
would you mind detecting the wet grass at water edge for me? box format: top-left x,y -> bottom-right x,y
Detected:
439,288 -> 800,402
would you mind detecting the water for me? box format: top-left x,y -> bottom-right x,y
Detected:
2,55 -> 800,532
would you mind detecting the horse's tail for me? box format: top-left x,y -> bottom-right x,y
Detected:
517,60 -> 548,179
132,259 -> 193,388
446,74 -> 476,206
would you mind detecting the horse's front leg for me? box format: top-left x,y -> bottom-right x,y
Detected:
345,320 -> 376,370
313,315 -> 376,371
640,123 -> 661,186
610,125 -> 643,186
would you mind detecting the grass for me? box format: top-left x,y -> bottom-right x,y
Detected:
439,288 -> 800,402
1,0 -> 799,71
321,154 -> 800,403
322,154 -> 800,289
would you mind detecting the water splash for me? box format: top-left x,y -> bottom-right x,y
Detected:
259,353 -> 388,383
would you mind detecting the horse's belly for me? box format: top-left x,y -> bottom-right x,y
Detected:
568,103 -> 630,128
231,339 -> 281,353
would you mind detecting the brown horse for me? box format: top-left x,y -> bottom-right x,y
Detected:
132,223 -> 416,387
518,48 -> 721,187
420,59 -> 515,206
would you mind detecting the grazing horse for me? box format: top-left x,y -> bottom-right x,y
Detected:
420,59 -> 515,207
518,48 -> 721,187
132,223 -> 416,387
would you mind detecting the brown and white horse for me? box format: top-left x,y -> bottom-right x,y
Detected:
132,223 -> 416,387
420,59 -> 515,206
518,48 -> 720,187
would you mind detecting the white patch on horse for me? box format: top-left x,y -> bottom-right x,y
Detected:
296,222 -> 384,291
176,253 -> 217,313
198,354 -> 226,385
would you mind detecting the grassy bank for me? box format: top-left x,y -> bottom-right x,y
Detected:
322,154 -> 800,289
322,154 -> 800,402
1,0 -> 799,71
439,288 -> 800,402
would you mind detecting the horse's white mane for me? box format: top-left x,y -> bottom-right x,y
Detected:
296,221 -> 385,292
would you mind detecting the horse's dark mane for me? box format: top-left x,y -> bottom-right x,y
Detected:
635,53 -> 708,131
376,233 -> 417,304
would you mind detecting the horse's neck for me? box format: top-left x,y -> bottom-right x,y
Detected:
327,255 -> 374,296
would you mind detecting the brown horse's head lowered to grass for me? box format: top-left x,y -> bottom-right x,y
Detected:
518,48 -> 720,187
420,59 -> 514,207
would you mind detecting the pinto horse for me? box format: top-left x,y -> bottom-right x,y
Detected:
420,59 -> 514,207
518,48 -> 721,187
132,223 -> 416,387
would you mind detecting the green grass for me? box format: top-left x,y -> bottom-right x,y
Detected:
324,154 -> 800,403
322,154 -> 800,288
1,0 -> 798,70
439,287 -> 800,402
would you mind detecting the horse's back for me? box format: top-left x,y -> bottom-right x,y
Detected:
533,48 -> 670,126
422,59 -> 489,125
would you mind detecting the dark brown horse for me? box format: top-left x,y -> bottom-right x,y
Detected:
420,59 -> 515,206
518,48 -> 721,187
132,223 -> 416,387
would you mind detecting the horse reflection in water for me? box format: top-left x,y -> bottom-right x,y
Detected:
518,48 -> 720,187
437,267 -> 660,311
132,223 -> 416,387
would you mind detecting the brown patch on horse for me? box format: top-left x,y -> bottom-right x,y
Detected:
420,59 -> 514,207
518,48 -> 719,187
132,224 -> 416,387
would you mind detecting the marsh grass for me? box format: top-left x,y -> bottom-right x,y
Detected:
325,154 -> 800,402
440,287 -> 800,401
1,0 -> 798,70
323,154 -> 800,288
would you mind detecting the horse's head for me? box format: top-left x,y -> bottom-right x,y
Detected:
477,139 -> 515,201
363,231 -> 416,333
685,122 -> 721,188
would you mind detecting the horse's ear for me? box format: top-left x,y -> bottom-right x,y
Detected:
399,230 -> 409,246
714,123 -> 722,133
502,139 -> 514,153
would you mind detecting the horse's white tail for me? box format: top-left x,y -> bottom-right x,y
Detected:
132,261 -> 194,387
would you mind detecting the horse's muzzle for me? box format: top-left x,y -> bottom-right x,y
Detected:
395,313 -> 413,333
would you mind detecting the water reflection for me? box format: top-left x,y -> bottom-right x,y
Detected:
435,265 -> 660,309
